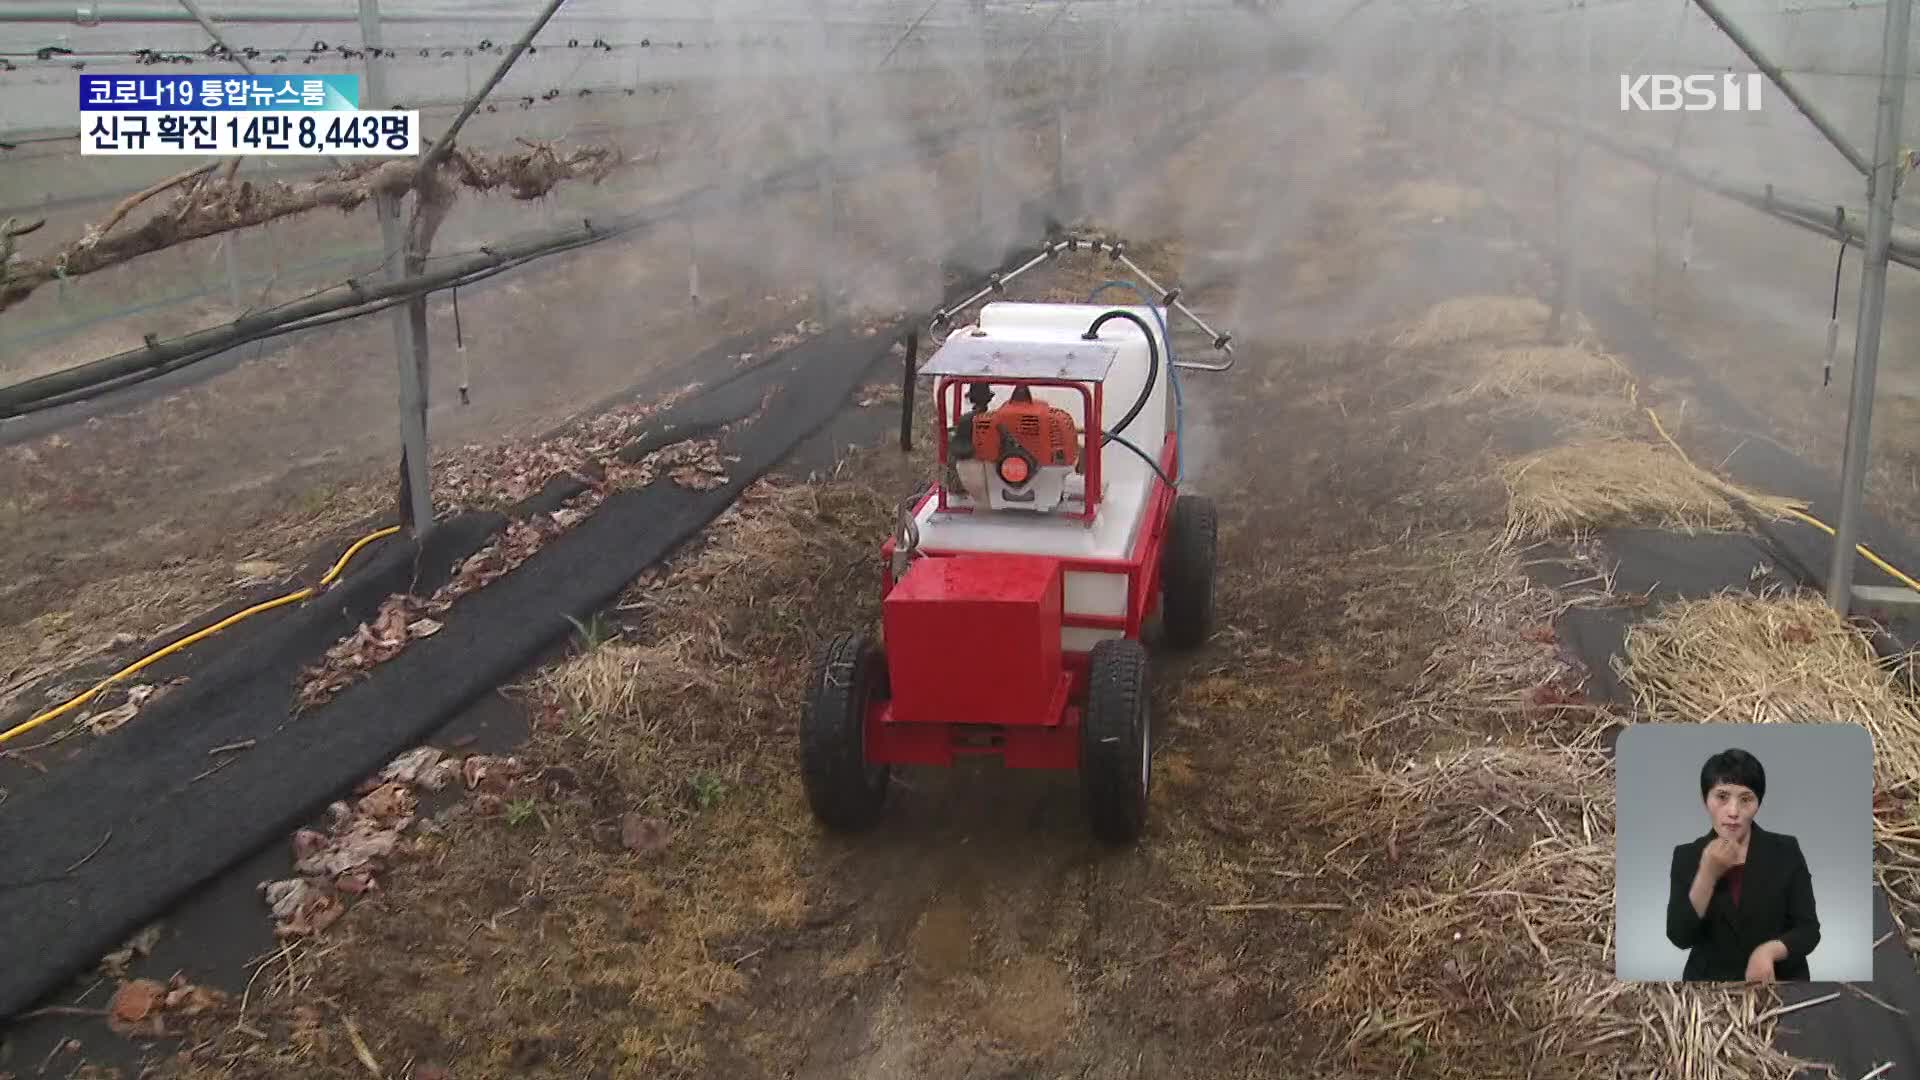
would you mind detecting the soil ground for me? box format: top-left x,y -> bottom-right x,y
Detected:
6,68 -> 1920,1080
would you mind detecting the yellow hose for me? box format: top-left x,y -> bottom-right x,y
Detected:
1777,506 -> 1920,595
1643,406 -> 1920,596
0,526 -> 400,748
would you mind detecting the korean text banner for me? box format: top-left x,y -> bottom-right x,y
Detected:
80,111 -> 421,156
80,75 -> 359,112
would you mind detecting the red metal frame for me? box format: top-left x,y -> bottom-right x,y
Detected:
933,376 -> 1104,522
868,427 -> 1180,770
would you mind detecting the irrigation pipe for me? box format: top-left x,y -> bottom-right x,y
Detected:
0,525 -> 400,748
1491,102 -> 1920,272
1641,405 -> 1920,595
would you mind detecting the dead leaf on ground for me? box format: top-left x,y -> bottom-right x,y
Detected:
292,829 -> 330,863
336,869 -> 379,896
162,974 -> 225,1015
357,782 -> 416,823
98,923 -> 162,977
261,878 -> 322,921
85,701 -> 139,734
419,757 -> 462,791
107,978 -> 166,1034
620,813 -> 671,857
290,895 -> 346,938
462,755 -> 522,794
296,818 -> 402,878
380,746 -> 443,786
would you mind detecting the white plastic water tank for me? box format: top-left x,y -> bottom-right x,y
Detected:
910,302 -> 1171,651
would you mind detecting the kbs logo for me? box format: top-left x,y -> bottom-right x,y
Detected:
1619,73 -> 1764,111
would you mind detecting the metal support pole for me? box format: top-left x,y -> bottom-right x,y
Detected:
1686,0 -> 1870,176
1052,29 -> 1068,209
820,93 -> 840,326
899,331 -> 919,453
416,0 -> 566,182
1571,1 -> 1589,328
173,0 -> 255,74
1501,101 -> 1920,271
687,220 -> 700,309
1100,8 -> 1117,207
175,0 -> 342,175
973,0 -> 995,233
1550,6 -> 1588,342
1175,1 -> 1190,113
1826,0 -> 1912,614
1488,10 -> 1502,91
358,0 -> 432,536
816,14 -> 839,327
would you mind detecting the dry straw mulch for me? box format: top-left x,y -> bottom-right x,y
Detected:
1446,343 -> 1633,403
1294,523 -> 1850,1078
1385,295 -> 1796,544
1619,589 -> 1920,956
1301,737 -> 1835,1080
1500,440 -> 1804,544
1386,297 -> 1643,444
1391,295 -> 1558,350
1398,337 -> 1645,446
1383,179 -> 1488,223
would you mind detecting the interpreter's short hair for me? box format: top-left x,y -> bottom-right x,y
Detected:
1699,748 -> 1766,804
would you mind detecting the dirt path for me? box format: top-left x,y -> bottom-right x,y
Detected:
602,85 -> 1524,1080
680,92 -> 1354,1080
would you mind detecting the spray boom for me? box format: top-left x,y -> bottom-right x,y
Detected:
928,234 -> 1236,371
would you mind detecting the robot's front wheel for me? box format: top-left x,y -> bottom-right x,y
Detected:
800,632 -> 891,832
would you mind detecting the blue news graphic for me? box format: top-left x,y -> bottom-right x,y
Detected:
80,74 -> 359,112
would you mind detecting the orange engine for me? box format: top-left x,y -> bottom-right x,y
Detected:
972,398 -> 1081,474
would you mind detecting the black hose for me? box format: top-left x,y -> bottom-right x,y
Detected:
1081,309 -> 1159,441
1105,431 -> 1174,489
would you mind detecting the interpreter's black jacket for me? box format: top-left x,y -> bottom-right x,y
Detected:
1666,821 -> 1820,981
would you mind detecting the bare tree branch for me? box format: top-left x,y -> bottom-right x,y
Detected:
0,217 -> 46,274
0,144 -> 622,314
85,163 -> 220,248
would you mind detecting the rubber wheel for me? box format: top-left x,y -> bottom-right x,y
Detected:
800,632 -> 890,832
1080,638 -> 1153,845
1160,494 -> 1218,649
